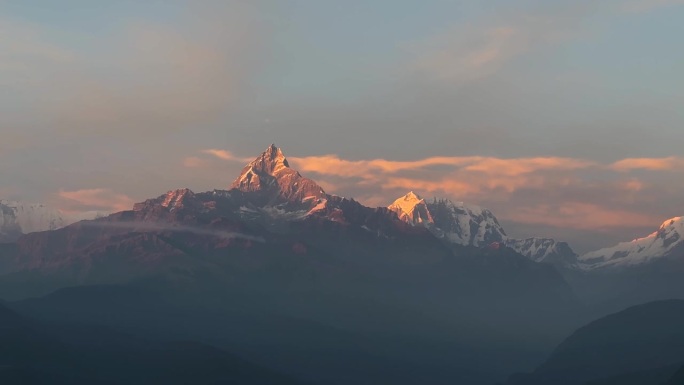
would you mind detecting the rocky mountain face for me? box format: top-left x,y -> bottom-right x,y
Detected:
388,192 -> 579,267
231,144 -> 327,207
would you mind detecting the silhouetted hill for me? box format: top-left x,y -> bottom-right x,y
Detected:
666,364 -> 684,385
505,300 -> 684,385
0,301 -> 306,385
11,283 -> 557,385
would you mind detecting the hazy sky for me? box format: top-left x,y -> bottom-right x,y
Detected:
2,0 -> 683,252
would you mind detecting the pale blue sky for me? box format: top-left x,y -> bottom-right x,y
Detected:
1,0 -> 683,251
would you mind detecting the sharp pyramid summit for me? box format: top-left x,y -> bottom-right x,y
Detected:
231,144 -> 326,205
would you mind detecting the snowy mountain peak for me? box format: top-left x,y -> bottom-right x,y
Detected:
230,144 -> 326,204
387,194 -> 578,265
246,144 -> 289,175
388,192 -> 433,225
579,216 -> 684,270
404,191 -> 420,200
0,200 -> 67,241
388,194 -> 507,246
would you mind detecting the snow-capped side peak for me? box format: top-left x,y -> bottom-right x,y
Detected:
579,216 -> 684,270
388,194 -> 579,265
388,192 -> 434,225
0,200 -> 69,240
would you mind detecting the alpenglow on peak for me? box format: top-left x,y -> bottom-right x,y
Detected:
388,192 -> 433,225
230,144 -> 326,204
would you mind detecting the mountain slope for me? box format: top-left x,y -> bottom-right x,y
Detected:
666,364 -> 684,385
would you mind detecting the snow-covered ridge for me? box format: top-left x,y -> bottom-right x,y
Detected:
426,197 -> 506,247
388,192 -> 578,265
579,217 -> 684,270
0,200 -> 107,242
0,200 -> 66,240
388,189 -> 682,270
505,238 -> 578,266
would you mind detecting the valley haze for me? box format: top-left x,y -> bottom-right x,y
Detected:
1,1 -> 684,385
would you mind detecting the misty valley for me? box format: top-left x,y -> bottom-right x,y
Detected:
4,0 -> 684,383
1,145 -> 683,385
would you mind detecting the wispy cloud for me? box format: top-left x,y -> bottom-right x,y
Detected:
610,157 -> 684,171
408,4 -> 593,83
201,149 -> 253,163
0,19 -> 75,78
507,202 -> 664,230
57,188 -> 135,213
2,3 -> 267,139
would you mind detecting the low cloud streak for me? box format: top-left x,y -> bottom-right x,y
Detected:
83,221 -> 266,243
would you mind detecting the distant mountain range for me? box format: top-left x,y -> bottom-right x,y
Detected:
385,190 -> 684,272
4,145 -> 679,274
0,200 -> 104,242
1,144 -> 683,385
1,144 -> 682,285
